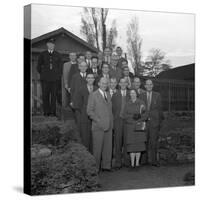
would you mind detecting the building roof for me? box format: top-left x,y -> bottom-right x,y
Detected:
31,27 -> 98,53
156,63 -> 194,81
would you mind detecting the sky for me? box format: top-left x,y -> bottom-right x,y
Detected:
31,4 -> 195,67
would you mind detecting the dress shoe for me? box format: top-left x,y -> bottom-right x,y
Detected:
151,163 -> 160,167
101,168 -> 113,172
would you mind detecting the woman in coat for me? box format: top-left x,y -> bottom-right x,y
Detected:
123,89 -> 147,168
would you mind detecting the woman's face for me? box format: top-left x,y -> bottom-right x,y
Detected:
130,90 -> 137,100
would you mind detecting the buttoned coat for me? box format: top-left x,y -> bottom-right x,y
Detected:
87,90 -> 113,132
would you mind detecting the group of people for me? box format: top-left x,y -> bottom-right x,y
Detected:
37,38 -> 163,172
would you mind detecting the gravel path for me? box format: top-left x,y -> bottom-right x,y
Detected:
98,163 -> 194,191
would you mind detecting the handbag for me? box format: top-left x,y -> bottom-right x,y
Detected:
135,121 -> 146,132
134,104 -> 146,132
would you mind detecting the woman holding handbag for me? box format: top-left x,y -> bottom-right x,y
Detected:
123,89 -> 147,169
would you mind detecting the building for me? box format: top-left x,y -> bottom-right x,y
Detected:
156,63 -> 194,81
31,27 -> 98,114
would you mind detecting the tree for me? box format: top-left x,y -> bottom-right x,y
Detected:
80,8 -> 117,51
127,17 -> 143,76
106,20 -> 118,50
144,48 -> 172,77
80,7 -> 110,51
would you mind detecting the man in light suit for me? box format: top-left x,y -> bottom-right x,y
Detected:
139,79 -> 163,167
87,77 -> 113,172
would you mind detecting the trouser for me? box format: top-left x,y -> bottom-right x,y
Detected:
92,128 -> 112,170
123,123 -> 131,166
80,119 -> 92,153
56,80 -> 62,106
113,118 -> 125,167
41,81 -> 57,115
146,125 -> 159,164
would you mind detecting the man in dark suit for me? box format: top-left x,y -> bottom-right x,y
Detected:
70,61 -> 88,107
132,77 -> 145,96
70,61 -> 88,131
68,53 -> 84,90
112,78 -> 129,168
85,51 -> 92,68
109,55 -> 122,82
74,73 -> 97,153
87,77 -> 113,172
122,66 -> 134,89
86,56 -> 101,86
116,46 -> 127,69
103,47 -> 112,64
37,38 -> 62,116
97,62 -> 110,83
108,77 -> 118,98
62,52 -> 77,107
139,79 -> 163,167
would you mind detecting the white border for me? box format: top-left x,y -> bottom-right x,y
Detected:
0,0 -> 199,199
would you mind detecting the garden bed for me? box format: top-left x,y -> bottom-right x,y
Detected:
31,116 -> 99,195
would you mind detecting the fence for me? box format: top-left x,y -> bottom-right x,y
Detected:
31,79 -> 194,115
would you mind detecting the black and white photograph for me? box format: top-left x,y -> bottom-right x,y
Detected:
24,3 -> 195,196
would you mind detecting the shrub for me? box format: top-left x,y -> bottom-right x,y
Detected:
32,117 -> 81,146
31,142 -> 99,195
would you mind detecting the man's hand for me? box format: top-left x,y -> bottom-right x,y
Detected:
65,84 -> 71,93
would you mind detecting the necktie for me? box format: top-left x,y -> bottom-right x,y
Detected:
89,86 -> 93,93
104,92 -> 108,102
147,92 -> 151,110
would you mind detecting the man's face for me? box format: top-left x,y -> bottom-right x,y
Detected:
78,56 -> 85,64
86,74 -> 95,85
109,79 -> 117,90
104,48 -> 111,56
116,48 -> 122,57
122,61 -> 128,68
79,62 -> 88,73
86,51 -> 92,60
145,80 -> 153,91
111,55 -> 118,67
99,78 -> 108,91
123,67 -> 129,76
69,53 -> 77,62
102,64 -> 109,74
98,52 -> 103,60
119,78 -> 128,90
133,78 -> 141,89
130,90 -> 137,100
91,58 -> 98,69
46,42 -> 55,51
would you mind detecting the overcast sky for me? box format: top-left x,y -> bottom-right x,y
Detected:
31,4 -> 195,67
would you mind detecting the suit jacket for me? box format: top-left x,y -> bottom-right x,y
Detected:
63,61 -> 72,88
74,85 -> 97,123
116,57 -> 127,69
87,89 -> 113,131
70,72 -> 87,104
112,90 -> 130,120
109,66 -> 122,82
86,67 -> 102,86
139,91 -> 163,128
68,62 -> 79,88
37,50 -> 62,81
